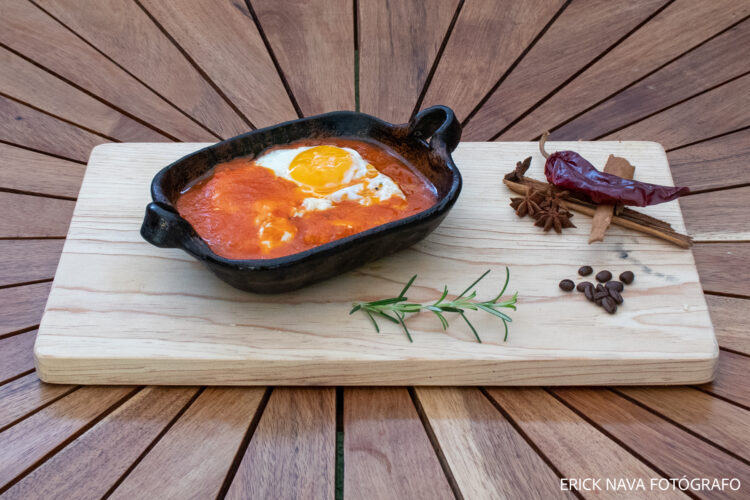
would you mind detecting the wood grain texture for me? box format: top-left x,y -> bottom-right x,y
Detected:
693,243 -> 750,297
0,385 -> 135,492
359,0 -> 459,123
36,142 -> 716,385
251,0 -> 354,116
420,0 -> 566,122
0,47 -> 165,142
0,240 -> 64,288
500,0 -> 750,140
462,0 -> 665,140
0,0 -> 212,141
110,387 -> 265,500
0,330 -> 36,384
681,186 -> 750,241
699,350 -> 750,408
415,387 -> 568,499
555,388 -> 750,499
35,0 -> 249,139
139,0 -> 297,128
551,19 -> 750,141
603,74 -> 750,149
0,143 -> 85,198
705,295 -> 750,354
0,192 -> 74,238
227,389 -> 335,500
668,128 -> 750,191
0,95 -> 106,162
0,374 -> 74,431
343,388 -> 453,500
618,387 -> 750,461
485,388 -> 687,500
0,282 -> 51,335
3,386 -> 197,500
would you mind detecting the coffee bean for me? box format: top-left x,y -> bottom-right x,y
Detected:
600,296 -> 617,314
584,286 -> 595,302
576,281 -> 593,292
559,279 -> 575,291
608,287 -> 623,304
593,284 -> 609,301
578,266 -> 593,276
605,281 -> 624,292
619,271 -> 634,284
596,270 -> 612,283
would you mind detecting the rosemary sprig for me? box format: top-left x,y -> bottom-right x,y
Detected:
349,268 -> 518,343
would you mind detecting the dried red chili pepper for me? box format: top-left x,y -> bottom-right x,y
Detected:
543,150 -> 689,207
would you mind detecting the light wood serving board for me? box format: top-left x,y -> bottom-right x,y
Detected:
35,142 -> 717,385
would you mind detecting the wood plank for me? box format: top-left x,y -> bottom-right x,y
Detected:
0,385 -> 135,492
551,19 -> 750,141
421,0 -> 566,123
0,374 -> 74,430
669,129 -> 750,192
618,387 -> 750,461
0,192 -> 75,238
3,386 -> 197,500
0,144 -> 85,199
603,74 -> 750,149
35,0 -> 249,139
251,0 -> 354,116
359,0 -> 460,123
705,295 -> 750,354
415,388 -> 568,498
0,47 -> 166,142
554,388 -> 750,499
693,243 -> 750,297
36,142 -> 717,386
0,330 -> 36,384
343,388 -> 453,500
681,186 -> 750,241
499,0 -> 750,141
485,388 -> 687,500
0,0 -> 212,141
0,240 -> 64,288
110,387 -> 265,500
462,0 -> 665,141
0,282 -> 51,335
139,0 -> 297,128
226,389 -> 335,499
0,96 -> 106,162
699,350 -> 750,408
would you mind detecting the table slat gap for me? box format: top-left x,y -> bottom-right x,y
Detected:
611,388 -> 750,465
101,386 -> 205,499
0,386 -> 140,495
26,0 -> 223,141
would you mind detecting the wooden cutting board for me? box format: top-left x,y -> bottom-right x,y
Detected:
35,142 -> 717,385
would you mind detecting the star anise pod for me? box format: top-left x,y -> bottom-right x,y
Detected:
540,187 -> 570,211
534,206 -> 576,234
510,187 -> 543,218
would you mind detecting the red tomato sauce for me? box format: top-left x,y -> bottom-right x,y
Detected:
176,138 -> 437,260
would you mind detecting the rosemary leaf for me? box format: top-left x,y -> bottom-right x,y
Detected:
460,312 -> 482,343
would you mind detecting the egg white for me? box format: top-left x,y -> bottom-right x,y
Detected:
254,146 -> 404,214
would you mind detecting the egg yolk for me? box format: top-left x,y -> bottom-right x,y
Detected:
289,145 -> 354,192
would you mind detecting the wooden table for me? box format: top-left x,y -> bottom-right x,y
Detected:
1,0 -> 748,498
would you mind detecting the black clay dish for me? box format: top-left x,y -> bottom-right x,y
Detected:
141,106 -> 462,293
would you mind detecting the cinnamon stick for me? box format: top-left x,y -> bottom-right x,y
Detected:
589,155 -> 635,244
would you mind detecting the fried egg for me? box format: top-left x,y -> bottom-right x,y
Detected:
255,145 -> 405,214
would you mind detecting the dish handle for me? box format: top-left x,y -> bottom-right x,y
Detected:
141,202 -> 191,248
408,105 -> 461,153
